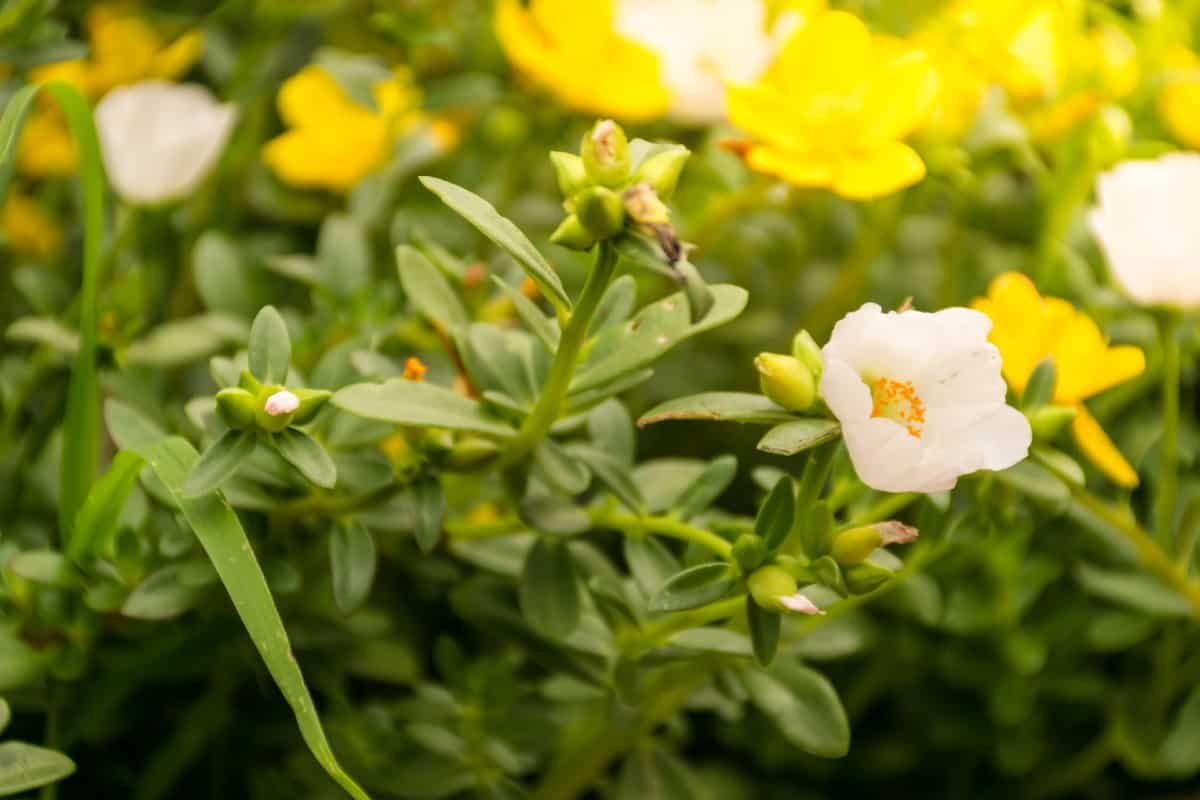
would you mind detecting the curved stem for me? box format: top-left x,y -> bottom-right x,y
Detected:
499,242 -> 618,467
637,595 -> 745,647
1157,311 -> 1182,546
590,509 -> 733,559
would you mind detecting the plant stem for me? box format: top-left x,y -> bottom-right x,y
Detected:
590,509 -> 733,559
499,242 -> 618,468
637,595 -> 745,646
1157,311 -> 1182,547
843,492 -> 920,529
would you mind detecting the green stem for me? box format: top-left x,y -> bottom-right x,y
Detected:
590,509 -> 733,559
637,595 -> 745,647
274,481 -> 406,521
499,242 -> 618,468
41,687 -> 59,800
1157,311 -> 1182,547
843,492 -> 920,529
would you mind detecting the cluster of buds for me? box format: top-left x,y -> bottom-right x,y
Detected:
215,371 -> 330,434
755,329 -> 823,412
548,119 -> 689,253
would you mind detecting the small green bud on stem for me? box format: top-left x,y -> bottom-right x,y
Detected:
581,119 -> 630,186
755,352 -> 816,411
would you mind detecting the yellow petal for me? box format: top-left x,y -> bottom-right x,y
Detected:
1160,67 -> 1200,150
2,193 -> 64,260
831,141 -> 925,199
857,48 -> 940,145
532,0 -> 613,51
262,120 -> 390,193
745,145 -> 833,188
150,30 -> 204,80
87,10 -> 161,93
768,11 -> 872,101
726,84 -> 804,149
1072,404 -> 1138,488
277,65 -> 359,129
17,111 -> 77,177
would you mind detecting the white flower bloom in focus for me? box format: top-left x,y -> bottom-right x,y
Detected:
616,0 -> 779,124
1088,153 -> 1200,309
821,303 -> 1031,493
95,81 -> 237,206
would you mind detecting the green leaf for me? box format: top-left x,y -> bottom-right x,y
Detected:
567,444 -> 644,513
0,84 -> 40,202
533,440 -> 591,496
419,176 -> 571,314
519,538 -> 582,638
248,305 -> 291,384
672,455 -> 737,520
5,316 -> 79,355
69,450 -> 144,563
104,399 -> 167,452
333,380 -> 516,438
330,520 -> 377,614
8,550 -> 79,588
121,564 -> 204,621
649,563 -> 737,612
589,274 -> 637,334
1074,563 -> 1192,617
0,698 -> 8,735
623,535 -> 681,598
747,597 -> 781,666
183,429 -> 257,498
615,746 -> 700,800
0,742 -> 76,797
411,476 -> 446,553
1022,357 -> 1056,408
587,399 -> 636,466
124,314 -> 247,368
675,257 -> 715,322
272,428 -> 338,489
317,213 -> 371,295
520,493 -> 590,537
638,392 -> 795,428
194,231 -> 262,318
0,628 -> 45,692
120,431 -> 371,799
743,659 -> 850,758
757,419 -> 842,456
1161,685 -> 1200,774
490,275 -> 559,351
396,244 -> 470,330
756,476 -> 796,552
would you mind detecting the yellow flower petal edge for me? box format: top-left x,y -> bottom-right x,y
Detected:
1,192 -> 64,261
1072,404 -> 1139,488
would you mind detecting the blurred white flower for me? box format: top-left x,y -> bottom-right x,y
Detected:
1088,153 -> 1200,309
821,303 -> 1031,493
95,81 -> 236,205
616,0 -> 781,124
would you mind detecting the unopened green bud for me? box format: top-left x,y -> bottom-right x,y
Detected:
421,427 -> 455,462
581,119 -> 629,186
446,436 -> 500,469
831,521 -> 917,566
1028,404 -> 1078,440
575,186 -> 626,239
216,387 -> 257,430
755,352 -> 816,412
549,214 -> 596,251
549,151 -> 589,199
844,562 -> 894,595
622,182 -> 670,226
290,388 -> 332,425
631,146 -> 689,201
791,330 -> 823,381
747,565 -> 798,613
732,534 -> 766,572
255,385 -> 297,432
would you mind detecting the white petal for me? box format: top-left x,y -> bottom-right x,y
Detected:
96,81 -> 237,206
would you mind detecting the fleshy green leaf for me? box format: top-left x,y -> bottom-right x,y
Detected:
8,551 -> 79,588
533,440 -> 591,496
520,494 -> 590,537
272,428 -> 338,489
317,213 -> 370,296
248,305 -> 291,384
747,597 -> 781,666
121,564 -> 203,621
756,476 -> 796,553
587,399 -> 636,466
567,444 -> 644,513
519,538 -> 582,638
419,176 -> 571,314
333,380 -> 516,438
490,275 -> 559,351
649,563 -> 737,612
330,520 -> 377,614
757,419 -> 842,456
411,476 -> 446,553
0,698 -> 9,735
615,745 -> 701,800
183,429 -> 257,498
1022,357 -> 1056,408
672,455 -> 737,520
69,450 -> 144,563
1074,563 -> 1192,617
743,659 -> 850,758
623,535 -> 681,598
397,244 -> 470,330
638,392 -> 795,428
0,742 -> 76,796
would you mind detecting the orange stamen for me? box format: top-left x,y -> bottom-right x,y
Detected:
870,377 -> 926,438
403,356 -> 428,382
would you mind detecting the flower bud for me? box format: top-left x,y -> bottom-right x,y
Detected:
574,186 -> 626,240
581,119 -> 629,186
791,330 -> 823,381
549,151 -> 589,199
831,521 -> 918,566
755,352 -> 816,412
216,387 -> 257,430
732,534 -> 766,572
549,214 -> 597,251
778,592 -> 824,615
290,388 -> 332,425
622,182 -> 670,226
747,565 -> 798,613
256,386 -> 296,432
844,562 -> 894,594
631,147 -> 689,201
1027,404 -> 1077,440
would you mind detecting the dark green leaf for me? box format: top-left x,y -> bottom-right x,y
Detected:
520,494 -> 590,537
533,440 -> 591,496
519,538 -> 582,638
624,535 -> 681,598
567,444 -> 644,513
1074,563 -> 1192,617
272,428 -> 337,489
412,476 -> 445,553
747,597 -> 781,666
0,742 -> 76,796
756,476 -> 796,552
247,305 -> 290,384
121,564 -> 203,621
649,563 -> 737,612
1161,685 -> 1200,774
743,659 -> 850,758
587,399 -> 635,466
330,520 -> 377,614
672,455 -> 737,520
396,244 -> 470,330
757,419 -> 842,456
615,746 -> 700,800
184,429 -> 257,498
638,392 -> 795,428
1022,357 -> 1056,408
69,450 -> 144,563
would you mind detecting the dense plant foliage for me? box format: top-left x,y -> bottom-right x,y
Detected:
2,1 -> 1200,798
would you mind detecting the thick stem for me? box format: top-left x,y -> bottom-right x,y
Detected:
590,509 -> 733,559
1157,312 -> 1182,546
499,242 -> 618,468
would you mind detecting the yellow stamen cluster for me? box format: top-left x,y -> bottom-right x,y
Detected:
870,377 -> 926,438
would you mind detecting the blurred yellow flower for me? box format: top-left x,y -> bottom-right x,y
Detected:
16,4 -> 202,178
262,65 -> 425,193
972,272 -> 1145,487
1,192 -> 64,261
725,11 -> 939,199
1159,47 -> 1200,150
495,0 -> 669,121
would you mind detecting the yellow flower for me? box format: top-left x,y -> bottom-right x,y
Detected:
495,0 -> 669,121
725,11 -> 939,200
1159,47 -> 1200,150
1,192 -> 64,261
971,272 -> 1145,487
262,65 -> 425,193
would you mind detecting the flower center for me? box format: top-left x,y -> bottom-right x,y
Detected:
869,377 -> 926,438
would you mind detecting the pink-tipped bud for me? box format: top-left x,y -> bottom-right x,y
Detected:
779,592 -> 824,615
264,390 -> 300,416
876,521 -> 919,546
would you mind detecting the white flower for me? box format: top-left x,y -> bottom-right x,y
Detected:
1088,153 -> 1200,309
264,390 -> 299,417
820,303 -> 1031,493
95,81 -> 237,206
616,0 -> 780,124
